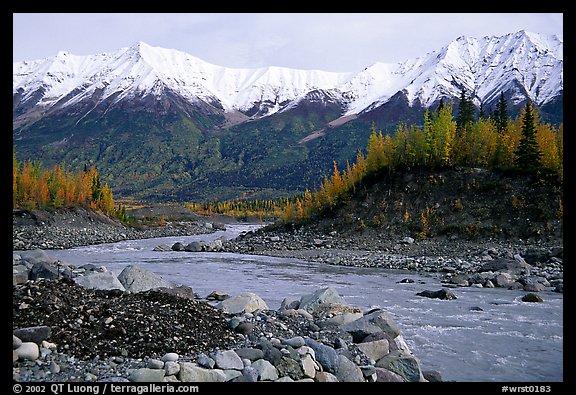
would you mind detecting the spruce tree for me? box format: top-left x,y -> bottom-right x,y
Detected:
515,101 -> 541,170
494,92 -> 508,133
456,88 -> 474,135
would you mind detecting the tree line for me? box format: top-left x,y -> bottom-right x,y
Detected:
13,154 -> 116,217
283,92 -> 563,223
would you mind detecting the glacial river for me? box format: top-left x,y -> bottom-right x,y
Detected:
47,224 -> 563,382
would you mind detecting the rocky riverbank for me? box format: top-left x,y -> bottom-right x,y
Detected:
13,207 -> 220,250
220,225 -> 563,294
13,251 -> 436,383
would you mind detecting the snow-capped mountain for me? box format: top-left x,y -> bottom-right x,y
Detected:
13,30 -> 563,129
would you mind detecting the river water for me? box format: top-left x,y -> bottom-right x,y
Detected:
47,224 -> 563,382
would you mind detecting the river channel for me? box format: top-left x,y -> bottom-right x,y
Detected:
47,223 -> 563,382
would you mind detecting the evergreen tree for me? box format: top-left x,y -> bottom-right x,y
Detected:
515,101 -> 541,170
479,101 -> 486,119
456,88 -> 474,136
436,97 -> 445,114
494,92 -> 508,133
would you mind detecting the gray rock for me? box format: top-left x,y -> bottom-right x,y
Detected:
276,376 -> 294,382
29,261 -> 72,280
212,350 -> 243,370
416,289 -> 457,300
315,371 -> 339,382
13,335 -> 22,349
19,250 -> 55,265
13,326 -> 52,344
16,342 -> 39,361
196,353 -> 215,369
423,370 -> 443,382
401,237 -> 415,244
75,271 -> 126,291
280,297 -> 300,310
117,265 -> 175,293
341,309 -> 401,342
222,370 -> 243,381
128,368 -> 165,382
235,348 -> 264,361
301,354 -> 317,379
217,292 -> 269,314
171,242 -> 185,251
251,359 -> 279,381
161,352 -> 179,362
234,367 -> 258,382
184,241 -> 203,252
375,350 -> 424,382
282,336 -> 305,348
523,283 -> 545,292
164,361 -> 180,376
205,239 -> 223,252
235,322 -> 255,335
356,339 -> 390,361
522,293 -> 544,303
304,338 -> 339,374
179,363 -> 226,382
153,244 -> 171,252
276,357 -> 304,380
374,367 -> 405,382
320,312 -> 363,327
335,354 -> 365,382
494,273 -> 514,287
299,287 -> 344,314
479,258 -> 530,273
147,359 -> 164,369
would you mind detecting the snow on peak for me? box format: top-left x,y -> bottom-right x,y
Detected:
13,30 -> 563,122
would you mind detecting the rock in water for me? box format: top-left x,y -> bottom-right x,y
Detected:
416,289 -> 457,300
521,293 -> 544,303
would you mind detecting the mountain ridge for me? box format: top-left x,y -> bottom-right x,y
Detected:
12,30 -> 563,202
14,30 -> 563,131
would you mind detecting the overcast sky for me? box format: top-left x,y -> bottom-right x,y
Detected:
13,13 -> 563,72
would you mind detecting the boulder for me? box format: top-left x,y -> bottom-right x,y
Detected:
235,348 -> 264,361
315,371 -> 339,382
179,363 -> 226,382
341,309 -> 401,342
211,350 -> 243,370
479,258 -> 530,273
304,338 -> 339,374
184,242 -> 203,252
374,367 -> 405,382
217,292 -> 269,314
75,271 -> 126,291
375,350 -> 424,382
299,287 -> 344,314
128,368 -> 165,382
523,283 -> 545,292
522,293 -> 544,303
19,250 -> 56,265
334,354 -> 364,382
204,239 -> 223,252
251,359 -> 279,381
152,245 -> 171,252
356,339 -> 390,361
416,289 -> 457,300
171,242 -> 185,251
16,342 -> 39,361
29,261 -> 72,280
13,326 -> 52,344
117,265 -> 175,293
